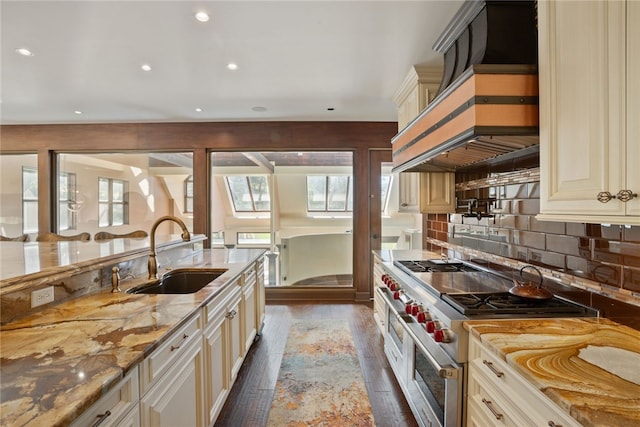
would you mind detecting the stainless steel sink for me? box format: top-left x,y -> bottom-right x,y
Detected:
127,268 -> 228,294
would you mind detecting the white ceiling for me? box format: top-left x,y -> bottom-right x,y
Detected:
0,0 -> 463,125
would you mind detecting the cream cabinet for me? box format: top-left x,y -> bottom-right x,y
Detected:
467,335 -> 580,427
255,257 -> 265,332
419,172 -> 456,214
538,0 -> 640,225
70,367 -> 140,427
139,314 -> 205,427
241,265 -> 258,353
202,284 -> 242,425
392,65 -> 441,132
398,173 -> 421,213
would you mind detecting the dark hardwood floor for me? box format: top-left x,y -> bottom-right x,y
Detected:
214,302 -> 418,427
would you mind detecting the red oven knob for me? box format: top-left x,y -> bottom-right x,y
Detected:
417,310 -> 431,323
405,303 -> 413,314
393,290 -> 402,300
411,304 -> 420,316
389,281 -> 397,291
426,320 -> 440,333
434,329 -> 452,343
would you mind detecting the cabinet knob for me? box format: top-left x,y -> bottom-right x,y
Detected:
597,190 -> 637,203
616,189 -> 637,202
597,191 -> 616,203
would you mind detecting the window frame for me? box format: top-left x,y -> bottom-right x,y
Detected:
22,166 -> 38,234
184,175 -> 194,213
225,175 -> 271,213
58,171 -> 77,231
306,175 -> 353,212
98,177 -> 129,227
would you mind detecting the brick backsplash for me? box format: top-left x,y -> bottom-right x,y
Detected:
423,170 -> 640,309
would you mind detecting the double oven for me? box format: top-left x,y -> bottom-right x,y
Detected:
375,256 -> 598,427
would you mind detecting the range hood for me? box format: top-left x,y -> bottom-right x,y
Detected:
392,0 -> 539,173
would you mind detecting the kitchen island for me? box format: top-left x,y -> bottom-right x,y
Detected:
465,318 -> 640,427
0,245 -> 266,427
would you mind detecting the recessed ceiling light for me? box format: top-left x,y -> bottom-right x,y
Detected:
195,108 -> 203,112
194,11 -> 210,22
74,110 -> 83,115
15,48 -> 34,56
141,64 -> 152,71
227,63 -> 238,71
251,106 -> 267,112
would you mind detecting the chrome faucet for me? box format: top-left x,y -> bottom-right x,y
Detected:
148,216 -> 191,279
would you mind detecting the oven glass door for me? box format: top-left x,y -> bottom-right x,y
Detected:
411,339 -> 462,427
387,309 -> 405,350
414,345 -> 446,423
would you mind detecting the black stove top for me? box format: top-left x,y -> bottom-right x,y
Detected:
394,259 -> 480,273
442,292 -> 596,316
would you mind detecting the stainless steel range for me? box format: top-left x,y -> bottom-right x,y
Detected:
375,256 -> 598,427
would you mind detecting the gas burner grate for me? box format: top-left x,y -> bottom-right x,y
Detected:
442,292 -> 594,316
394,260 -> 480,273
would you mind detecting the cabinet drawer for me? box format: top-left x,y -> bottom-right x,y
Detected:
467,367 -> 530,427
204,279 -> 240,324
71,366 -> 139,427
468,336 -> 580,427
139,313 -> 202,394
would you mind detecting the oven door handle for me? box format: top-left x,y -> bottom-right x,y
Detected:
403,320 -> 460,380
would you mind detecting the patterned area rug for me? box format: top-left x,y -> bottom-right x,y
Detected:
267,319 -> 375,426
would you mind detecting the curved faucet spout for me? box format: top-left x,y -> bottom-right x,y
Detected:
148,216 -> 191,279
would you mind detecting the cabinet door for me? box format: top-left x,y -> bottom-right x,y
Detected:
539,0 -> 627,218
256,259 -> 266,327
419,172 -> 455,213
228,291 -> 243,381
242,271 -> 257,353
627,0 -> 640,217
140,338 -> 205,427
203,307 -> 229,425
398,172 -> 420,212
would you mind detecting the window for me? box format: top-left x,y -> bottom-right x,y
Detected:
99,177 -> 129,227
58,172 -> 77,230
307,175 -> 353,212
381,175 -> 392,211
211,231 -> 224,246
184,175 -> 194,213
22,167 -> 38,233
226,176 -> 270,212
237,232 -> 270,246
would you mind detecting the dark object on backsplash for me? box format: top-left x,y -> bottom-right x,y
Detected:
458,197 -> 496,220
509,265 -> 554,300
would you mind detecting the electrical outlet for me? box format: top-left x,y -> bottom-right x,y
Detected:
31,286 -> 55,308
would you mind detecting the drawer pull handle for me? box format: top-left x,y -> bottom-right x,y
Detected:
226,309 -> 237,319
548,422 -> 563,427
483,360 -> 504,377
92,410 -> 111,427
482,398 -> 503,420
170,333 -> 189,351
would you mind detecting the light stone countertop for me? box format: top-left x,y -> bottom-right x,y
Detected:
465,318 -> 640,427
0,248 -> 266,427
